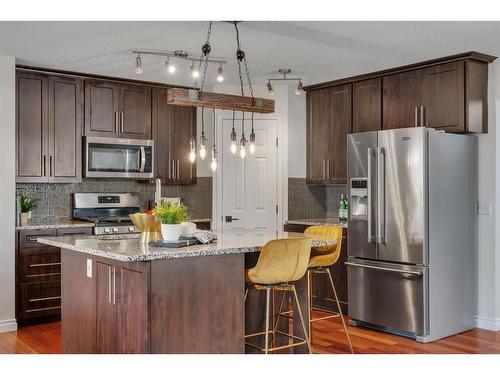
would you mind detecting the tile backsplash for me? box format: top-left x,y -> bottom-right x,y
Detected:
288,178 -> 347,220
16,177 -> 213,221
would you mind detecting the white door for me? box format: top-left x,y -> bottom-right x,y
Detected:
221,118 -> 278,231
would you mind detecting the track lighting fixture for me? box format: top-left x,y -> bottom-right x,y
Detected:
164,58 -> 176,73
135,54 -> 143,74
191,62 -> 200,78
217,64 -> 224,82
267,69 -> 305,96
267,81 -> 274,95
295,80 -> 303,95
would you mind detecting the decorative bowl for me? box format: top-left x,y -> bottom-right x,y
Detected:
129,213 -> 162,243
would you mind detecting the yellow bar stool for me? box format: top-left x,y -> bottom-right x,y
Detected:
304,225 -> 354,353
244,237 -> 313,354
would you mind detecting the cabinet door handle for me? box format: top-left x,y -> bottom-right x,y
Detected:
420,105 -> 425,127
108,266 -> 112,304
327,160 -> 330,180
43,155 -> 47,177
322,160 -> 326,180
177,160 -> 180,179
112,267 -> 116,305
49,155 -> 53,177
120,112 -> 124,133
114,112 -> 119,133
171,160 -> 175,180
415,106 -> 419,127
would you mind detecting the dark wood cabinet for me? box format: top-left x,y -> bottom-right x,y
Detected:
85,80 -> 151,139
152,87 -> 196,184
16,227 -> 93,323
283,223 -> 348,314
383,70 -> 422,130
353,78 -> 382,133
96,261 -> 119,354
16,71 -> 82,183
306,84 -> 351,185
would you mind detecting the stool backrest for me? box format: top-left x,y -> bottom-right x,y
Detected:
252,237 -> 312,284
304,225 -> 343,267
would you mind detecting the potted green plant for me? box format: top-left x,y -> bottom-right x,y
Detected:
20,196 -> 39,226
153,201 -> 188,241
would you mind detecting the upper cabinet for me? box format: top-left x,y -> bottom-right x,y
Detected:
84,80 -> 151,139
307,84 -> 351,185
152,88 -> 196,184
353,78 -> 382,133
16,71 -> 83,183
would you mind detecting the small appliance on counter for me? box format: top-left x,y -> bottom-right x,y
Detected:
73,192 -> 141,235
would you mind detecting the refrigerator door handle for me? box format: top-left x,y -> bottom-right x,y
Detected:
367,147 -> 375,243
376,147 -> 385,244
345,262 -> 423,276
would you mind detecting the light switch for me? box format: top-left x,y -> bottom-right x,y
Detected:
477,202 -> 492,216
86,259 -> 93,278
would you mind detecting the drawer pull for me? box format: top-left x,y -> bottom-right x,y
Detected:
29,262 -> 61,268
27,237 -> 40,242
27,272 -> 61,278
25,306 -> 61,313
29,296 -> 61,302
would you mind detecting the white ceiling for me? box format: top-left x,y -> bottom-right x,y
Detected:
1,21 -> 499,87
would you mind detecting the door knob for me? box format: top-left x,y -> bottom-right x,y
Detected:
225,216 -> 239,222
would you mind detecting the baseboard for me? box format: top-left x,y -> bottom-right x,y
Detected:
0,319 -> 17,333
475,316 -> 500,331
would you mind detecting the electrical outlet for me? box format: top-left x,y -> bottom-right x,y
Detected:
477,202 -> 492,216
86,259 -> 93,278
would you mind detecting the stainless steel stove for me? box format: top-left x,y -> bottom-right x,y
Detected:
73,193 -> 141,235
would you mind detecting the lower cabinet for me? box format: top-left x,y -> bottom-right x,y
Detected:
62,252 -> 150,354
283,223 -> 348,314
16,227 -> 93,323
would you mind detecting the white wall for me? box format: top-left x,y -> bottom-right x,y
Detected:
287,86 -> 307,178
0,55 -> 17,332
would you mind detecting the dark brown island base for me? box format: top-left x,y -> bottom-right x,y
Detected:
38,231 -> 336,354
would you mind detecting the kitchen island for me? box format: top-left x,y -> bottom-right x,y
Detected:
38,230 -> 335,354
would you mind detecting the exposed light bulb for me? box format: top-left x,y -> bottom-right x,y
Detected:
230,142 -> 237,154
191,63 -> 200,78
240,145 -> 246,159
189,137 -> 196,163
135,55 -> 143,74
249,142 -> 256,154
217,65 -> 224,82
164,59 -> 175,74
249,129 -> 256,154
199,144 -> 207,160
210,148 -> 217,172
267,81 -> 274,95
295,80 -> 303,95
230,127 -> 237,154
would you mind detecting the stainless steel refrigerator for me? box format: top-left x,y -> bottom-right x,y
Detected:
347,127 -> 477,343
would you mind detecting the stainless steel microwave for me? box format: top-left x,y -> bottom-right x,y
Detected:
84,137 -> 154,179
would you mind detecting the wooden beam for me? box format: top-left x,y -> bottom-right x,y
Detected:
167,88 -> 275,114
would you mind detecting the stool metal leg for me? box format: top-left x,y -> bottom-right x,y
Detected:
264,287 -> 271,354
291,285 -> 312,354
244,288 -> 248,302
307,270 -> 313,342
326,268 -> 354,354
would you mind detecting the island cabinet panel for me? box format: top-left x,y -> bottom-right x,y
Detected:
96,261 -> 119,354
152,87 -> 197,184
16,71 -> 83,183
382,70 -> 422,130
353,78 -> 382,133
150,254 -> 245,354
306,84 -> 352,185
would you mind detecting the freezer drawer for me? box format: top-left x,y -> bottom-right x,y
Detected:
347,259 -> 428,335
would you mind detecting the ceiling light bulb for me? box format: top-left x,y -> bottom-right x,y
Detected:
135,55 -> 143,74
249,142 -> 256,154
199,144 -> 207,160
191,63 -> 200,78
217,65 -> 224,82
230,142 -> 237,154
189,137 -> 196,163
295,80 -> 303,95
164,59 -> 176,74
240,145 -> 246,159
210,148 -> 217,172
267,81 -> 274,95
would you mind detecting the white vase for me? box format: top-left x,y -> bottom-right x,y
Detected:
20,212 -> 31,226
161,224 -> 182,241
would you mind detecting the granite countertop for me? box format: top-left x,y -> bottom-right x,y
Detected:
37,230 -> 336,262
189,218 -> 212,223
285,218 -> 348,228
16,218 -> 95,231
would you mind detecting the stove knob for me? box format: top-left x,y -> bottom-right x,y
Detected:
112,227 -> 119,233
104,228 -> 111,233
129,226 -> 136,232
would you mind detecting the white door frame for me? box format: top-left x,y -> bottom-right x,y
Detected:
212,110 -> 287,231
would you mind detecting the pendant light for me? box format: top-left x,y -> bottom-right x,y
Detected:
217,64 -> 224,82
240,112 -> 247,159
135,54 -> 143,74
199,107 -> 207,160
249,112 -> 256,154
189,137 -> 196,163
230,110 -> 237,154
210,108 -> 218,172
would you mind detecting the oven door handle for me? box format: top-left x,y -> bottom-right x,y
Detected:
139,146 -> 146,172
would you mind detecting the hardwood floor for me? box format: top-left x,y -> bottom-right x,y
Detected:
1,313 -> 499,354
